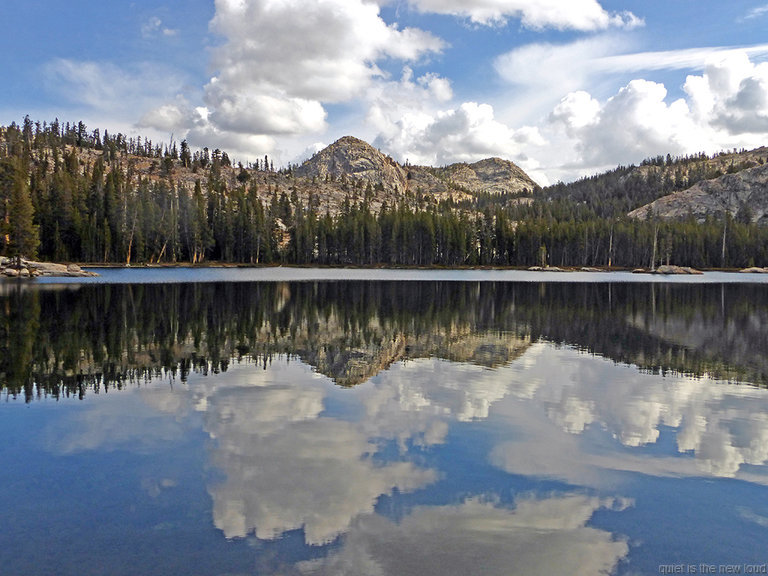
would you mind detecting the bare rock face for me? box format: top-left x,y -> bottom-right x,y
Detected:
25,261 -> 68,274
295,136 -> 408,194
445,157 -> 538,196
295,136 -> 539,199
628,163 -> 768,224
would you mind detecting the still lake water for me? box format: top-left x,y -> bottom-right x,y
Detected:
2,269 -> 768,575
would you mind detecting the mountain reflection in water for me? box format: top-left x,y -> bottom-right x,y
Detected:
2,281 -> 767,400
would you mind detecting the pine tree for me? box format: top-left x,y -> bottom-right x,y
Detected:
4,159 -> 39,265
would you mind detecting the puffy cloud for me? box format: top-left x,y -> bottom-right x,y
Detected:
550,91 -> 600,133
355,358 -> 515,450
209,416 -> 434,543
299,496 -> 630,576
141,100 -> 280,160
201,0 -> 444,137
355,66 -> 454,148
685,52 -> 768,134
546,51 -> 768,171
552,79 -> 699,166
205,82 -> 327,135
141,0 -> 446,160
159,354 -> 520,544
139,99 -> 192,133
209,0 -> 433,103
201,356 -> 521,544
401,0 -> 641,30
373,100 -> 545,167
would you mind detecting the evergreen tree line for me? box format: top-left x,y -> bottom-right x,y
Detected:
2,118 -> 767,268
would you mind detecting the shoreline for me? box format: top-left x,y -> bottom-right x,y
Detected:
82,262 -> 768,274
3,258 -> 768,277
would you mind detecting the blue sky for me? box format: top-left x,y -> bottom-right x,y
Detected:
3,1 -> 768,183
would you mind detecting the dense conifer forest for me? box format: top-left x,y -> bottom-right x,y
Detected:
2,117 -> 768,268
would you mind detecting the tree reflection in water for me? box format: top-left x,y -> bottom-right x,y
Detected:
2,280 -> 767,401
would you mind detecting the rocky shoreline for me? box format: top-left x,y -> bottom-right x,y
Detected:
528,264 -> 768,274
0,257 -> 99,278
3,258 -> 766,277
739,267 -> 768,273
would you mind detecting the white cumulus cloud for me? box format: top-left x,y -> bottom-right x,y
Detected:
143,0 -> 446,161
209,0 -> 443,105
545,50 -> 768,174
372,100 -> 545,167
685,52 -> 768,134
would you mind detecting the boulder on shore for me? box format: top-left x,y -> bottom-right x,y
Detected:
653,265 -> 703,275
25,261 -> 68,274
528,266 -> 568,272
740,267 -> 768,273
0,259 -> 99,278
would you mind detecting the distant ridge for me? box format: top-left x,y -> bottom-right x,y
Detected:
295,136 -> 408,193
296,135 -> 539,197
628,161 -> 768,224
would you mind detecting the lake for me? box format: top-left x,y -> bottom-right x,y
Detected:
2,269 -> 768,575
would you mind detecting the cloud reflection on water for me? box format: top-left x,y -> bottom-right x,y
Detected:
183,361 -> 436,544
41,337 -> 768,562
490,343 -> 768,483
298,496 -> 630,576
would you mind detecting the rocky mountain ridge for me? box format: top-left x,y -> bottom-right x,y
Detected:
23,134 -> 539,220
295,136 -> 408,194
628,150 -> 768,224
294,135 -> 538,202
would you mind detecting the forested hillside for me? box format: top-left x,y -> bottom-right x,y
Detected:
2,117 -> 768,269
540,148 -> 768,219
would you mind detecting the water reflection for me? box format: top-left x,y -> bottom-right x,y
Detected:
490,345 -> 768,483
196,363 -> 435,544
2,281 -> 768,402
301,496 -> 631,576
145,356 -> 528,545
4,279 -> 768,574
